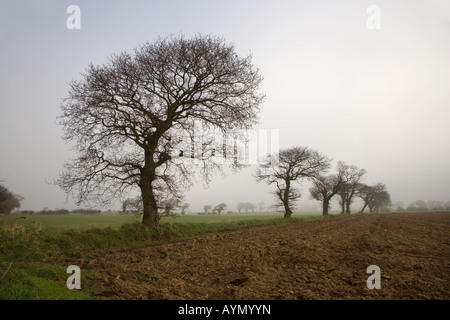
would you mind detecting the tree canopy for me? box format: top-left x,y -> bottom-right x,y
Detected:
56,34 -> 265,229
256,146 -> 330,218
0,184 -> 23,214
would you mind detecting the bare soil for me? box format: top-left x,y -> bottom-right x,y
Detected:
79,212 -> 449,300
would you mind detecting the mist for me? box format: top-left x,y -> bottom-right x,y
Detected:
1,0 -> 449,213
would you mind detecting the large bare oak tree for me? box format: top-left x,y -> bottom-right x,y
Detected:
56,35 -> 264,229
256,146 -> 330,218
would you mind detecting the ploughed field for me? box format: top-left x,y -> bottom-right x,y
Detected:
75,212 -> 449,300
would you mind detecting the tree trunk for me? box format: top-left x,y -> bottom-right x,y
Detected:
323,198 -> 329,216
284,202 -> 292,218
345,200 -> 351,214
140,165 -> 160,229
346,190 -> 355,214
141,184 -> 159,229
283,181 -> 292,218
360,203 -> 367,213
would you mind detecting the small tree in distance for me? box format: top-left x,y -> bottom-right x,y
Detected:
204,205 -> 212,215
179,203 -> 190,215
358,183 -> 391,213
160,197 -> 181,215
336,162 -> 366,214
122,197 -> 143,213
256,146 -> 330,218
247,202 -> 256,212
214,203 -> 227,214
257,201 -> 265,212
309,173 -> 345,216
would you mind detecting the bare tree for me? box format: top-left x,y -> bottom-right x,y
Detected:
358,183 -> 391,213
179,202 -> 190,215
309,173 -> 345,216
213,203 -> 227,214
160,197 -> 181,215
56,34 -> 264,229
256,146 -> 330,218
394,201 -> 405,212
204,205 -> 212,215
122,197 -> 143,213
0,184 -> 8,202
0,184 -> 23,214
244,202 -> 256,213
236,202 -> 245,213
407,200 -> 428,212
256,201 -> 266,212
374,190 -> 391,212
336,162 -> 366,214
426,200 -> 445,212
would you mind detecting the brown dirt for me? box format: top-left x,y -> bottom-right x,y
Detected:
79,212 -> 449,300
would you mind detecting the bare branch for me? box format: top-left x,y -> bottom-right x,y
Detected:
56,34 -> 264,228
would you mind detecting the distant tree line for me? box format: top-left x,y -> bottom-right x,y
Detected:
395,200 -> 450,212
234,201 -> 266,213
14,208 -> 103,215
122,196 -> 190,216
256,146 -> 393,217
193,202 -> 266,215
236,202 -> 256,213
199,203 -> 228,215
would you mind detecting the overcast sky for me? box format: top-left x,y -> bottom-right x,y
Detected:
1,0 -> 449,213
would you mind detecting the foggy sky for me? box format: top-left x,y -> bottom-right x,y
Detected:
1,0 -> 449,213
